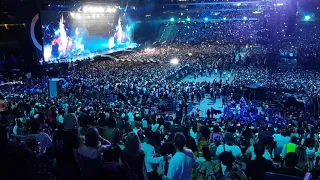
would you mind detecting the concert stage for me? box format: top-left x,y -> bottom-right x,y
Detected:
38,4 -> 136,64
42,43 -> 138,64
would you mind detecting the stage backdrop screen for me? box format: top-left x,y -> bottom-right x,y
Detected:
41,10 -> 132,63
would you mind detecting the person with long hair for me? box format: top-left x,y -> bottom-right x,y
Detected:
121,132 -> 145,180
186,136 -> 199,156
101,117 -> 122,163
48,106 -> 57,129
100,117 -> 120,145
78,126 -> 111,180
199,125 -> 210,151
219,151 -> 247,180
295,146 -> 307,172
78,126 -> 111,159
142,132 -> 166,180
196,147 -> 220,180
186,136 -> 200,180
160,132 -> 197,180
190,125 -> 199,146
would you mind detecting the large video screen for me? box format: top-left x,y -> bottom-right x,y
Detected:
41,10 -> 133,63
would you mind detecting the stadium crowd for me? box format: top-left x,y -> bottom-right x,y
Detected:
0,42 -> 320,180
1,3 -> 320,180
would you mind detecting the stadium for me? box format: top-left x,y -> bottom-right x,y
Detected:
0,0 -> 319,179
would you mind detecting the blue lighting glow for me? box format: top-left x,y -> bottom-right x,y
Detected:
54,29 -> 60,36
204,17 -> 208,21
223,17 -> 227,21
44,25 -> 50,31
304,15 -> 311,21
126,25 -> 131,31
170,18 -> 174,22
187,17 -> 191,21
243,17 -> 247,20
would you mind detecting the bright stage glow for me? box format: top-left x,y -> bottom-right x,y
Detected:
41,10 -> 134,63
204,17 -> 208,21
44,45 -> 52,61
144,48 -> 155,53
108,37 -> 115,49
170,18 -> 175,22
243,17 -> 247,20
83,6 -> 116,13
187,17 -> 190,21
170,58 -> 179,65
304,15 -> 311,21
223,17 -> 227,21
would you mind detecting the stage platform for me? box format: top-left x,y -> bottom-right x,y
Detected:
43,43 -> 138,64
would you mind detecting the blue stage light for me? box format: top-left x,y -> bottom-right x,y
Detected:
170,18 -> 174,22
243,17 -> 247,20
304,15 -> 311,21
187,17 -> 190,21
223,17 -> 227,21
204,17 -> 208,21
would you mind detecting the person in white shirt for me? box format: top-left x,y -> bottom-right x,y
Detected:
216,132 -> 242,158
141,133 -> 167,179
142,118 -> 148,129
189,126 -> 199,146
152,123 -> 160,132
127,110 -> 135,128
78,127 -> 111,159
160,132 -> 197,180
273,131 -> 291,156
246,143 -> 272,161
127,111 -> 134,121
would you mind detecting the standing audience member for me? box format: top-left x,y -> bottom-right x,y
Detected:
216,132 -> 242,158
78,126 -> 111,180
273,152 -> 306,177
121,132 -> 145,180
219,151 -> 247,180
53,114 -> 80,180
142,132 -> 166,180
245,143 -> 274,180
162,132 -> 197,180
281,136 -> 299,158
295,146 -> 307,172
196,147 -> 220,180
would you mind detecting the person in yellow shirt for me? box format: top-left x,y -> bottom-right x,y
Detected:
281,136 -> 299,158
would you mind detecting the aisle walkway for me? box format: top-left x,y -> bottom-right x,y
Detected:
181,71 -> 235,83
189,95 -> 224,119
182,72 -> 236,119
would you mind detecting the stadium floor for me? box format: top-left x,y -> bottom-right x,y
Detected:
182,72 -> 234,118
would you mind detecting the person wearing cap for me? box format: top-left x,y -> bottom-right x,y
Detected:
216,132 -> 242,158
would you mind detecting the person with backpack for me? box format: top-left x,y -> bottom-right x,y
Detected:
216,132 -> 242,159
